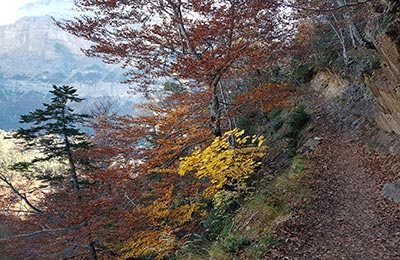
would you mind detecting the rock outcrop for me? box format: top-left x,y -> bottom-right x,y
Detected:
310,15 -> 400,136
369,19 -> 400,134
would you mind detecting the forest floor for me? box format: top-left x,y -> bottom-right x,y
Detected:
263,97 -> 400,260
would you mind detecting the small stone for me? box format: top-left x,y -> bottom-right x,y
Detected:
297,137 -> 322,154
382,181 -> 400,204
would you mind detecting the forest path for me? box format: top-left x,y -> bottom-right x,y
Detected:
264,98 -> 400,260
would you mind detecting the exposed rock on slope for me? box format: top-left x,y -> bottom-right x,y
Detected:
309,6 -> 400,136
369,23 -> 400,135
263,96 -> 400,260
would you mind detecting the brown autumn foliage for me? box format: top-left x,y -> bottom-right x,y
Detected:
0,92 -> 209,259
1,89 -> 270,259
90,91 -> 213,258
0,1 -> 307,259
232,83 -> 295,115
58,0 -> 296,136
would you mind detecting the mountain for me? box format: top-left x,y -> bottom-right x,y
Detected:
0,16 -> 140,130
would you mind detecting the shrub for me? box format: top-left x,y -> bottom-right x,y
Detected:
223,235 -> 250,253
178,128 -> 266,198
283,104 -> 310,153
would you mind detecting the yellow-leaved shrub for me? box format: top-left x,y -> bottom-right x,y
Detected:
121,129 -> 265,260
121,186 -> 206,260
178,128 -> 266,199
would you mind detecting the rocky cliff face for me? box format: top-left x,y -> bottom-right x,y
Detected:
0,16 -> 89,75
369,19 -> 400,135
0,16 -> 127,85
0,16 -> 140,130
310,5 -> 400,137
0,16 -> 84,57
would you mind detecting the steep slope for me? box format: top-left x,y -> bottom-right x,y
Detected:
264,97 -> 400,260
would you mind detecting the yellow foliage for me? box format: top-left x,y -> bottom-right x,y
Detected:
121,229 -> 177,260
178,128 -> 266,198
144,186 -> 206,226
121,186 -> 206,259
121,129 -> 265,259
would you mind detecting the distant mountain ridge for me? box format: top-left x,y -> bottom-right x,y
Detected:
0,16 -> 140,130
0,16 -> 83,54
0,16 -> 89,75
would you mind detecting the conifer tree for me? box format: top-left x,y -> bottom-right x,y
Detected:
13,85 -> 91,191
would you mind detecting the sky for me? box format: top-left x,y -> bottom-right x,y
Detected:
0,0 -> 75,26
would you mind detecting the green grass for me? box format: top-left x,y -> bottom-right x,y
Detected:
176,155 -> 310,260
234,155 -> 310,259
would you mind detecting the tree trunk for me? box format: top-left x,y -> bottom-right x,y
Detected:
210,76 -> 222,137
89,242 -> 98,260
328,15 -> 349,66
64,136 -> 80,191
171,1 -> 222,136
219,83 -> 236,145
60,98 -> 80,191
335,0 -> 375,49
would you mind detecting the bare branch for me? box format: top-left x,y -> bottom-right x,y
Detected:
0,172 -> 42,214
0,209 -> 38,214
285,1 -> 371,13
0,228 -> 67,241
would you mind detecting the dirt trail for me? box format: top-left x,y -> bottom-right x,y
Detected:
265,99 -> 400,260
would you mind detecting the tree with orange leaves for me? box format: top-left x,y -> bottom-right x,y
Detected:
0,1 -> 304,259
58,0 -> 296,136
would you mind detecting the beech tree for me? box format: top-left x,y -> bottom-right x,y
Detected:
89,112 -> 266,258
51,1 -> 299,258
0,1 -> 303,258
59,0 -> 294,136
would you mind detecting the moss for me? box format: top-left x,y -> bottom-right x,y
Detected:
266,106 -> 283,120
282,104 -> 311,153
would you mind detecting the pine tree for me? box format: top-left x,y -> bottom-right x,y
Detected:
13,85 -> 91,191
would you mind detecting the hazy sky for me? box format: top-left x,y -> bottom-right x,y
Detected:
0,0 -> 75,26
